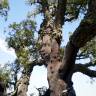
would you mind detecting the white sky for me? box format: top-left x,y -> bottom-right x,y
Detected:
0,0 -> 96,96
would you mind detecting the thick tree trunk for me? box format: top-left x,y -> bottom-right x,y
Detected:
39,0 -> 96,96
40,30 -> 76,96
47,38 -> 66,96
39,5 -> 75,96
0,81 -> 6,96
40,25 -> 73,96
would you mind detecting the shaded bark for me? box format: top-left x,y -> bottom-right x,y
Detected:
61,0 -> 96,77
0,81 -> 6,96
74,64 -> 96,78
55,0 -> 67,27
38,2 -> 76,96
12,68 -> 31,96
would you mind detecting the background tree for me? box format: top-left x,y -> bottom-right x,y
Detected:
0,0 -> 9,95
0,0 -> 9,19
0,64 -> 11,96
6,18 -> 44,96
0,60 -> 20,96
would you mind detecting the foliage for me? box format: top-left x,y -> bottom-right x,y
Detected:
6,19 -> 38,68
9,59 -> 21,89
80,36 -> 96,64
65,0 -> 88,21
0,64 -> 11,87
0,0 -> 9,17
27,0 -> 88,21
1,0 -> 96,95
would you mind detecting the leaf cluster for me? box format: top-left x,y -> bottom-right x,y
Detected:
27,0 -> 89,21
65,0 -> 88,21
6,19 -> 38,68
0,64 -> 11,87
0,0 -> 9,17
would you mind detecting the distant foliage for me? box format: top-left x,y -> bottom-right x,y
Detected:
27,0 -> 88,21
0,0 -> 9,17
65,0 -> 88,21
0,64 -> 10,87
6,19 -> 38,68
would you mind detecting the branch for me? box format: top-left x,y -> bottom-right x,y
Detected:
27,59 -> 46,74
11,59 -> 45,96
76,55 -> 89,60
32,59 -> 46,66
83,62 -> 95,67
75,61 -> 96,68
60,0 -> 96,79
70,1 -> 96,48
74,64 -> 96,78
55,0 -> 67,28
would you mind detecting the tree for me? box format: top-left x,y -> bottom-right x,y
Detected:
1,0 -> 96,96
27,0 -> 96,96
0,60 -> 20,96
0,65 -> 10,96
0,0 -> 9,95
6,19 -> 44,96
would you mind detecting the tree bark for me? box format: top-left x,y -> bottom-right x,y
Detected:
12,69 -> 30,96
38,0 -> 96,96
11,59 -> 44,96
0,81 -> 6,96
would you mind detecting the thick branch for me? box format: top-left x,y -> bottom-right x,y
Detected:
55,0 -> 67,28
70,0 -> 96,48
74,64 -> 96,78
60,0 -> 96,79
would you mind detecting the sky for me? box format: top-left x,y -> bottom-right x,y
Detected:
0,0 -> 96,96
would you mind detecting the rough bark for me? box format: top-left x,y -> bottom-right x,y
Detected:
38,0 -> 96,96
11,69 -> 31,96
11,59 -> 44,96
38,1 -> 75,96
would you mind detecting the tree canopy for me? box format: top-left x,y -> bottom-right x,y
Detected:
0,0 -> 9,18
0,0 -> 96,96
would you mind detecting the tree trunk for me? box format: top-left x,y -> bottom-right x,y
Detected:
11,70 -> 29,96
38,5 -> 73,96
0,81 -> 6,96
40,28 -> 76,96
16,71 -> 30,96
39,2 -> 76,96
38,0 -> 96,96
12,65 -> 33,96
